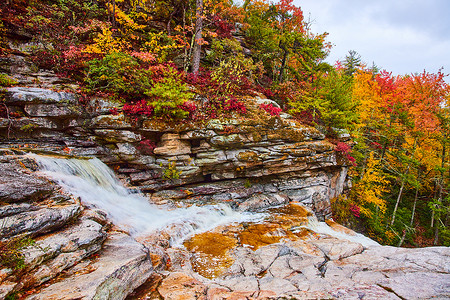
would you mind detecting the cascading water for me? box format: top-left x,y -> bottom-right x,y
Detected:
300,217 -> 380,247
29,154 -> 263,244
29,153 -> 379,248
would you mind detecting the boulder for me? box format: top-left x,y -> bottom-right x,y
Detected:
26,232 -> 153,300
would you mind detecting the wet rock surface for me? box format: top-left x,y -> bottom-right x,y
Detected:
0,150 -> 448,300
0,152 -> 154,299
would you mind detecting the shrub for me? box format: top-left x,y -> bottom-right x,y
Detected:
259,103 -> 282,116
145,67 -> 194,119
0,236 -> 34,270
85,51 -> 152,101
0,74 -> 18,87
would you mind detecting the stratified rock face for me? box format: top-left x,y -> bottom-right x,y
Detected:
0,152 -> 154,300
1,87 -> 350,220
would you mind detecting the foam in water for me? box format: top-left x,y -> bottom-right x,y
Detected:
300,217 -> 380,247
30,154 -> 262,244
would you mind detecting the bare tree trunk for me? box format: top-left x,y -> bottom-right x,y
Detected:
278,42 -> 288,83
410,170 -> 421,227
391,138 -> 417,226
391,177 -> 406,226
397,230 -> 407,247
191,0 -> 203,74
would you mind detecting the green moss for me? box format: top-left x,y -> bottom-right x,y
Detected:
0,74 -> 18,87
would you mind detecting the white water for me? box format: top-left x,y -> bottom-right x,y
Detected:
30,154 -> 262,244
301,217 -> 380,247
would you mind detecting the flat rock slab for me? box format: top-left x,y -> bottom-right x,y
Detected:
26,232 -> 153,300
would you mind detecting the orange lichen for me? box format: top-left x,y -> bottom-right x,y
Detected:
238,223 -> 284,250
184,232 -> 237,279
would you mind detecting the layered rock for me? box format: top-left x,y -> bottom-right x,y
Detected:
0,151 -> 154,299
0,87 -> 350,219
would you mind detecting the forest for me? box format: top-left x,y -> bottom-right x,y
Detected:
1,0 -> 449,247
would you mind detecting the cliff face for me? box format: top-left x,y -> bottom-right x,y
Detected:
1,86 -> 349,220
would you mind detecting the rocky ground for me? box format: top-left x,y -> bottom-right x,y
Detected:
0,151 -> 449,299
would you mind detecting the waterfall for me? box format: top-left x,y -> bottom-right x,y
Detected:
29,153 -> 379,248
29,154 -> 262,244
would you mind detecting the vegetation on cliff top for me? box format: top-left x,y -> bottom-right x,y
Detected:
1,0 -> 449,247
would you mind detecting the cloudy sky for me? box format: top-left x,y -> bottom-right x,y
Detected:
295,0 -> 450,78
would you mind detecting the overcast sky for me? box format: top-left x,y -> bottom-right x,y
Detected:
295,0 -> 450,79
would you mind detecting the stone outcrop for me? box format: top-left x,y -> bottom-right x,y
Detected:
0,86 -> 350,220
0,151 -> 154,299
156,224 -> 450,300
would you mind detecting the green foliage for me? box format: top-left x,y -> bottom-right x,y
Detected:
85,52 -> 152,101
20,123 -> 39,133
429,198 -> 450,246
146,67 -> 193,119
288,68 -> 357,132
0,236 -> 35,270
0,74 -> 18,87
162,161 -> 181,180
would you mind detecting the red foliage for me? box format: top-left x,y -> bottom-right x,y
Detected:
259,103 -> 282,116
137,139 -> 156,155
349,204 -> 361,218
122,100 -> 154,117
335,142 -> 356,166
185,71 -> 248,119
212,15 -> 234,38
335,142 -> 351,154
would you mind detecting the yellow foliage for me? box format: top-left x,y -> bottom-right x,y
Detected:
143,32 -> 186,62
352,70 -> 383,130
84,25 -> 127,54
351,152 -> 388,217
107,3 -> 146,33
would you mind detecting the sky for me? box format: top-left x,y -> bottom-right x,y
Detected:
295,0 -> 450,78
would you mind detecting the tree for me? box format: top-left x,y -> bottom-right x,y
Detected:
191,0 -> 204,74
343,50 -> 361,76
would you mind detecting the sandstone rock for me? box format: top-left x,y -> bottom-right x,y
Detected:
154,133 -> 191,156
312,238 -> 364,260
218,275 -> 259,292
255,97 -> 281,108
0,160 -> 55,203
259,277 -> 297,295
237,193 -> 288,211
8,117 -> 59,130
378,272 -> 450,300
23,218 -> 106,269
24,103 -> 81,118
90,114 -> 133,129
0,203 -> 38,218
26,232 -> 153,300
158,273 -> 207,300
94,129 -> 143,143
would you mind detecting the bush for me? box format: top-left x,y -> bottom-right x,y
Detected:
145,67 -> 194,119
85,52 -> 152,101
